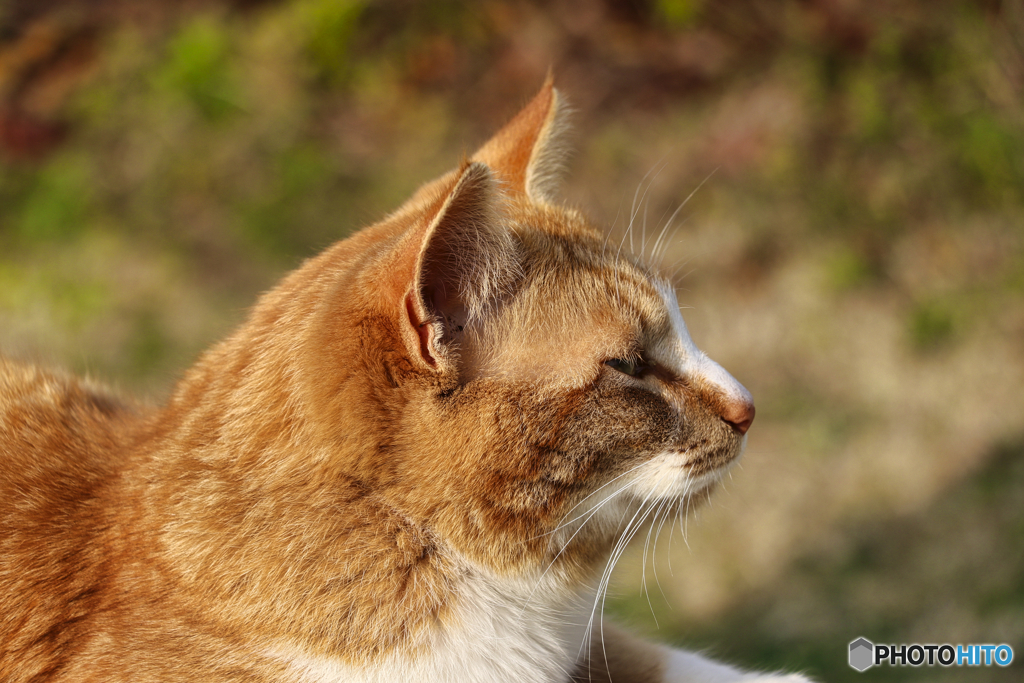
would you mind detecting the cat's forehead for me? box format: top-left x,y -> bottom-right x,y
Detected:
510,204 -> 670,317
467,204 -> 675,386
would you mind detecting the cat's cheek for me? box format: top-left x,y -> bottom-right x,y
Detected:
590,382 -> 679,450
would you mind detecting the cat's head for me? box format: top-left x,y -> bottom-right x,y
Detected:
227,78 -> 754,579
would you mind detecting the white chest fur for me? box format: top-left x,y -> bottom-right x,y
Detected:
270,568 -> 591,683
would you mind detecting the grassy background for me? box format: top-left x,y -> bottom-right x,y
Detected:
1,1 -> 1022,680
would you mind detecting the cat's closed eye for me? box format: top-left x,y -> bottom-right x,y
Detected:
604,358 -> 648,377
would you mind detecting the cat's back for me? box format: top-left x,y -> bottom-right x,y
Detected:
0,358 -> 137,502
0,359 -> 139,680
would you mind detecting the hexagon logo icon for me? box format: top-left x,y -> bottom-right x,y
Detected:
849,637 -> 874,671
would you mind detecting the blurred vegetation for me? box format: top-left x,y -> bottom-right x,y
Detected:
1,0 -> 1022,680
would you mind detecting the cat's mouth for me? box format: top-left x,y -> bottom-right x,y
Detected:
625,443 -> 743,500
681,445 -> 743,477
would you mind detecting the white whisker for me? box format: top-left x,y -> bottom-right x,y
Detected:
650,498 -> 674,605
579,485 -> 658,675
595,496 -> 659,673
534,461 -> 650,540
640,497 -> 671,626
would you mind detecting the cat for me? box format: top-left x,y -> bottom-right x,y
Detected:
0,77 -> 812,682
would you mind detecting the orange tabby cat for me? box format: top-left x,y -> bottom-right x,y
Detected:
0,79 -> 811,682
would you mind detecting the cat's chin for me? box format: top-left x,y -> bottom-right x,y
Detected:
626,447 -> 744,502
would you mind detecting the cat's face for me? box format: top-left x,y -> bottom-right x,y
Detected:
397,200 -> 753,577
266,80 -> 753,579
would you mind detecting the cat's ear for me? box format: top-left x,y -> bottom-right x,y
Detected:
471,74 -> 569,203
401,161 -> 518,371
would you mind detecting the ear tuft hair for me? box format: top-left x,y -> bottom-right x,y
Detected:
414,161 -> 521,329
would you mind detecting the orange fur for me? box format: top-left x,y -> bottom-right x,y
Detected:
1,81 -> 802,683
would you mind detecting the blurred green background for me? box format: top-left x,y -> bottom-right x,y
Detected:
1,1 -> 1022,680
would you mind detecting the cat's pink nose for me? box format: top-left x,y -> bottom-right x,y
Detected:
697,357 -> 755,435
721,397 -> 755,436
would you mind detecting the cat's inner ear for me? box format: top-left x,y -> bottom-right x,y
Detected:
471,74 -> 568,203
404,161 -> 518,370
